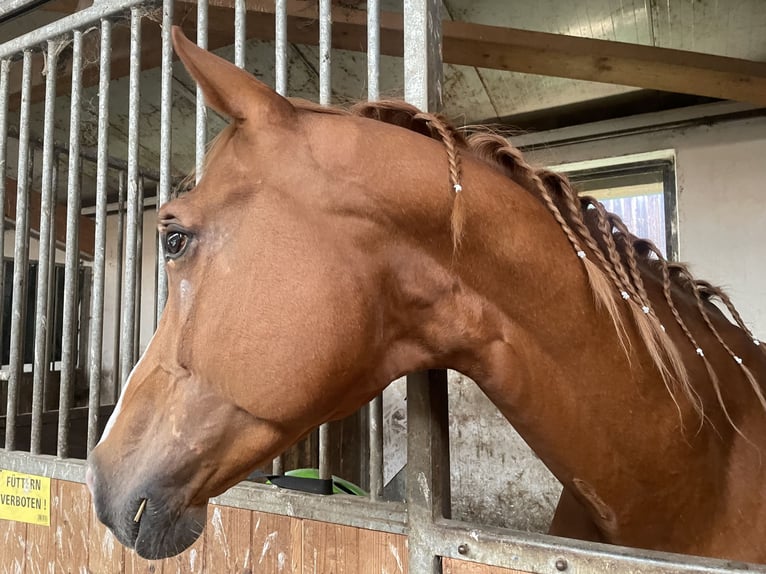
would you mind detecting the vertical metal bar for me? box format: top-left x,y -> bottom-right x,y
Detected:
119,9 -> 141,387
112,172 -> 125,396
275,0 -> 287,95
195,0 -> 208,182
0,59 -> 10,397
403,1 -> 445,569
403,0 -> 443,112
271,0 -> 288,476
316,0 -> 332,481
133,176 -> 144,363
406,371 -> 451,574
5,51 -> 33,450
156,0 -> 173,319
30,40 -> 60,454
234,0 -> 246,69
366,0 -> 383,500
58,29 -> 84,458
367,0 -> 380,101
43,156 -> 58,409
318,0 -> 331,106
87,18 -> 112,453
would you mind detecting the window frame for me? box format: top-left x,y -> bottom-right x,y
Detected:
563,159 -> 678,262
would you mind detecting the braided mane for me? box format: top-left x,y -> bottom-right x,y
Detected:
291,97 -> 766,427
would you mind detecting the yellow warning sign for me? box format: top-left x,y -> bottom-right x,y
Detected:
0,470 -> 51,526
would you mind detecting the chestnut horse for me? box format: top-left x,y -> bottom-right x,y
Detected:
87,27 -> 766,562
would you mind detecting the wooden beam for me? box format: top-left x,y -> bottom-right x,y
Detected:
187,0 -> 766,106
4,178 -> 95,259
9,0 -> 766,108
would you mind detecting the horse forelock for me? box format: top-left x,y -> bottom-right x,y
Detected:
192,97 -> 765,429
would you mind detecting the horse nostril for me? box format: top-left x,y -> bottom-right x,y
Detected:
85,467 -> 95,496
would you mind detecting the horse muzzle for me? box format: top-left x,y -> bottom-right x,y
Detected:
86,455 -> 207,559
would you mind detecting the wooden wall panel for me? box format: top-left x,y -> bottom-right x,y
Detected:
124,550 -> 163,574
252,510 -> 303,573
3,478 -> 414,574
164,533 -> 204,574
443,557 -> 532,574
0,515 -> 27,574
88,512 -> 125,574
204,505 -> 252,572
55,480 -> 91,573
302,520 -> 360,574
25,479 -> 59,574
358,528 -> 408,574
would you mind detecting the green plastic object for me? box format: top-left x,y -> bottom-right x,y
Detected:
275,468 -> 367,496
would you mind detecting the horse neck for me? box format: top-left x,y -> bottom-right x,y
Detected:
383,155 -> 708,491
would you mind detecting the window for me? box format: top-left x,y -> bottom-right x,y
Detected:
562,158 -> 677,261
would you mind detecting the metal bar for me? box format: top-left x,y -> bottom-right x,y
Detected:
133,177 -> 144,364
30,40 -> 60,455
366,0 -> 383,501
195,0 -> 208,182
0,0 -> 148,59
367,0 -> 380,101
57,30 -> 84,459
403,0 -> 443,112
318,423 -> 330,480
430,518 -> 764,574
271,0 -> 288,476
156,0 -> 174,319
5,51 -> 33,451
119,9 -> 141,387
318,0 -> 331,105
234,0 -> 245,68
86,18 -> 112,453
6,125 -> 163,187
112,172 -> 125,397
0,59 -> 10,406
315,0 -> 332,482
406,370 -> 451,574
274,0 -> 287,95
43,156 -> 58,409
0,0 -> 59,22
368,396 -> 384,500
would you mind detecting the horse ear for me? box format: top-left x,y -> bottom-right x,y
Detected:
171,26 -> 294,123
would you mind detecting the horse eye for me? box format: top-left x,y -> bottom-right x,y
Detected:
163,231 -> 189,259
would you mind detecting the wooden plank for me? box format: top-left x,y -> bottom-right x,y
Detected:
125,549 -> 163,574
203,504 -> 252,573
357,528 -> 408,574
55,480 -> 91,574
162,529 -> 204,574
0,515 -> 27,574
442,557 -> 532,574
301,519 -> 359,574
25,478 -> 58,574
4,178 -> 96,259
252,511 -> 302,574
89,503 -> 125,574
